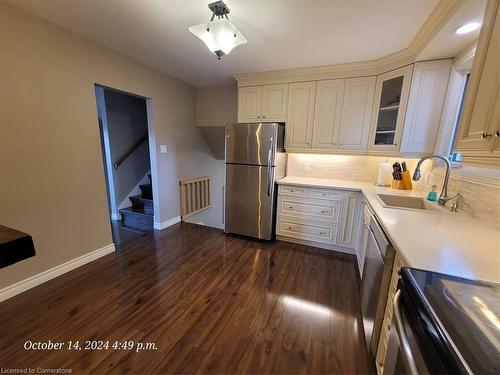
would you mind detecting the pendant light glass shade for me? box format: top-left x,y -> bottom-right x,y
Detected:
189,18 -> 247,59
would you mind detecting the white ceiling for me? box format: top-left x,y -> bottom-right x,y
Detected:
5,0 -> 485,87
418,0 -> 486,61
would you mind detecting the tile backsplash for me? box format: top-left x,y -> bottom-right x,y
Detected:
286,153 -> 500,228
420,168 -> 500,228
286,153 -> 432,182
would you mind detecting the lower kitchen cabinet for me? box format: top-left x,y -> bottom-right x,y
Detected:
375,252 -> 406,375
276,184 -> 361,252
277,216 -> 338,245
356,198 -> 374,277
338,191 -> 362,248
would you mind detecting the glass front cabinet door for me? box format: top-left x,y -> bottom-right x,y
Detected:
368,65 -> 413,151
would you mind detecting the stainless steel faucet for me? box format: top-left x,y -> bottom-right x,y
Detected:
412,154 -> 457,206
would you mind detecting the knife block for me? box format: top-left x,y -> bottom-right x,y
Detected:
401,170 -> 413,190
391,180 -> 406,190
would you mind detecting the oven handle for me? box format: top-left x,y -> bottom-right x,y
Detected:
393,290 -> 420,375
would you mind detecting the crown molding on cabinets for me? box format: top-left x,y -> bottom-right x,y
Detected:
453,42 -> 477,72
233,0 -> 464,87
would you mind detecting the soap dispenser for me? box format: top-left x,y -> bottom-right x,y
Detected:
427,185 -> 438,201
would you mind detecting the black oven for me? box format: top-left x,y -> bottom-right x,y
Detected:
384,267 -> 500,375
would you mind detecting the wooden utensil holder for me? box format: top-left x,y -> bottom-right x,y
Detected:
401,170 -> 413,190
391,179 -> 406,190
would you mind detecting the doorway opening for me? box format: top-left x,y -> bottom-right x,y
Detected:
95,85 -> 155,244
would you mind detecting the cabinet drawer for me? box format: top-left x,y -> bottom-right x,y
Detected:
278,185 -> 308,197
278,196 -> 340,222
277,216 -> 337,244
309,188 -> 342,200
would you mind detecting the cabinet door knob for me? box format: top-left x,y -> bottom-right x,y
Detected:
481,131 -> 493,139
289,206 -> 293,209
257,116 -> 261,119
263,115 -> 266,119
288,226 -> 292,230
495,130 -> 500,138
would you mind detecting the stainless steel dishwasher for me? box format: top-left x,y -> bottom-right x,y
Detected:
361,214 -> 393,355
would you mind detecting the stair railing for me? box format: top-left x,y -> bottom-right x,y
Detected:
113,133 -> 148,169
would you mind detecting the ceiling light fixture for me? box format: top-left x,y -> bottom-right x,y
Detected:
188,1 -> 247,60
455,22 -> 482,35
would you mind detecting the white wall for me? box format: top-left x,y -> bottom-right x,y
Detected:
0,2 -> 222,288
187,84 -> 238,229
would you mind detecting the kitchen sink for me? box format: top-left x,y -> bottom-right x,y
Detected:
376,194 -> 440,212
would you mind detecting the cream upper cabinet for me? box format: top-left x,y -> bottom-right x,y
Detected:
312,79 -> 345,149
238,87 -> 262,122
262,84 -> 288,122
491,87 -> 500,153
400,60 -> 452,154
338,77 -> 376,150
456,1 -> 499,158
237,84 -> 288,122
369,65 -> 413,151
286,82 -> 317,149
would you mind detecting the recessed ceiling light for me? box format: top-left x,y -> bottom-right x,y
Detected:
455,22 -> 482,35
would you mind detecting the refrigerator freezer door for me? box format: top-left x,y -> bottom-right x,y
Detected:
225,164 -> 275,240
226,123 -> 279,166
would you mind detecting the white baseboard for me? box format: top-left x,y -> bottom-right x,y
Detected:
185,218 -> 224,230
0,243 -> 115,303
154,216 -> 181,230
110,213 -> 121,221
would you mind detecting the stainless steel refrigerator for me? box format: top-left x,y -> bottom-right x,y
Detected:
225,122 -> 286,240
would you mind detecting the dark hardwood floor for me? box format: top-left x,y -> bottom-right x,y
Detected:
110,219 -> 151,245
0,223 -> 373,374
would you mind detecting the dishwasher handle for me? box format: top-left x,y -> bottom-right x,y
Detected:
393,290 -> 420,375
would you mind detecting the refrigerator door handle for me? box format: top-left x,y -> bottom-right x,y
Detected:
267,166 -> 273,196
267,137 -> 273,196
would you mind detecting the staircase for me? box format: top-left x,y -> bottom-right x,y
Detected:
119,175 -> 154,231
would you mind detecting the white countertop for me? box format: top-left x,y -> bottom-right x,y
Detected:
278,176 -> 500,284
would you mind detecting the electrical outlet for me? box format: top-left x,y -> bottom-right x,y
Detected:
160,144 -> 168,154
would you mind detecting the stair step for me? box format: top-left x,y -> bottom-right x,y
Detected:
119,207 -> 153,230
129,195 -> 154,214
139,183 -> 153,200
